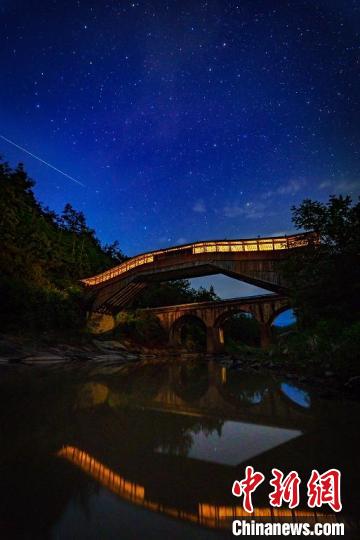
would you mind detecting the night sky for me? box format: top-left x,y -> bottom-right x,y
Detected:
1,1 -> 359,301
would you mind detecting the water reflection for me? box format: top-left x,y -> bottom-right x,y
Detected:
0,360 -> 358,538
158,421 -> 302,466
281,383 -> 311,408
58,446 -> 145,503
58,445 -> 336,532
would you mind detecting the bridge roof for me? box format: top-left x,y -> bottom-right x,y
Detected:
141,293 -> 286,312
82,232 -> 314,287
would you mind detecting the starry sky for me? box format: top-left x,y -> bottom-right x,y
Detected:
1,0 -> 359,302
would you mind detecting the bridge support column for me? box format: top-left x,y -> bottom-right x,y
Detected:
87,312 -> 115,334
206,326 -> 224,354
259,323 -> 272,349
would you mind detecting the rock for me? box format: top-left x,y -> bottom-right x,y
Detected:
91,354 -> 129,363
66,352 -> 90,362
345,375 -> 360,389
22,355 -> 68,365
123,353 -> 140,361
92,339 -> 127,351
267,362 -> 277,369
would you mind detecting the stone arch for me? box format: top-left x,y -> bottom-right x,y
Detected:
169,313 -> 207,349
214,306 -> 256,330
214,307 -> 260,348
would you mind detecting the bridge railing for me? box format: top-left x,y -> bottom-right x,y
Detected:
192,234 -> 314,254
193,238 -> 285,253
82,233 -> 313,287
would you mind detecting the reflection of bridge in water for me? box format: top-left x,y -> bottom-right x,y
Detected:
58,445 -> 336,531
59,361 -> 354,534
123,361 -> 314,432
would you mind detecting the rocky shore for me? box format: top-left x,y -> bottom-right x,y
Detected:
220,352 -> 360,400
1,333 -> 359,400
0,334 -> 172,366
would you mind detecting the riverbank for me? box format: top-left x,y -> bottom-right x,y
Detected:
1,333 -> 359,400
0,333 -> 208,366
226,351 -> 360,401
0,333 -> 161,366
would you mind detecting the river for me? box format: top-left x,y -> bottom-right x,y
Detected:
0,358 -> 359,539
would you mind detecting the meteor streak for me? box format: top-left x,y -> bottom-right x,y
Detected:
0,134 -> 85,187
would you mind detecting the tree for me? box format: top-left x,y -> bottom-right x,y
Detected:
282,195 -> 360,328
194,284 -> 218,302
0,158 -> 127,333
133,279 -> 219,308
103,240 -> 127,264
223,313 -> 261,347
60,203 -> 88,234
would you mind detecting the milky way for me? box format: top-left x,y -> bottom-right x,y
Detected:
0,0 -> 359,258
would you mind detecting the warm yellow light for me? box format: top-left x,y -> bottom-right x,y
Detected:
57,445 -> 334,531
243,243 -> 258,251
198,503 -> 334,525
58,446 -> 145,502
82,234 -> 313,286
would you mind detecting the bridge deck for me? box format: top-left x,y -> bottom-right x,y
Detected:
82,232 -> 313,288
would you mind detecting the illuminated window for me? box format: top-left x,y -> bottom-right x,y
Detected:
273,242 -> 287,250
82,234 -> 313,286
243,243 -> 258,251
230,244 -> 243,252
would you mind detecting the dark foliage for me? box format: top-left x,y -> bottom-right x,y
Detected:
282,195 -> 360,329
223,313 -> 261,348
0,159 -> 125,333
276,195 -> 360,377
133,280 -> 218,308
114,311 -> 168,346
